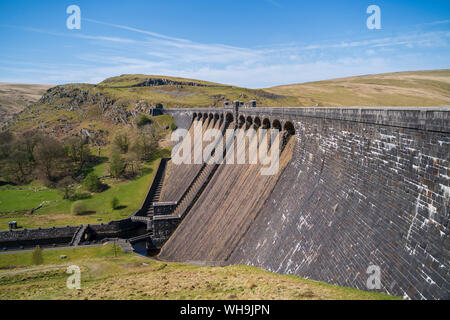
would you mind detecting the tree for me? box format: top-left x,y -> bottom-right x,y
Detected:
0,131 -> 36,184
83,173 -> 104,192
111,196 -> 120,210
34,137 -> 67,182
109,152 -> 125,178
32,245 -> 43,265
18,130 -> 42,162
64,137 -> 91,175
131,125 -> 159,161
112,132 -> 129,154
0,131 -> 13,146
124,151 -> 142,178
1,150 -> 33,184
58,176 -> 75,200
136,114 -> 152,127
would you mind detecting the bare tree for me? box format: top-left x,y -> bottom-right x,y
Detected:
34,137 -> 67,182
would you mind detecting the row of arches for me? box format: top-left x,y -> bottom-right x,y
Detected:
192,112 -> 295,135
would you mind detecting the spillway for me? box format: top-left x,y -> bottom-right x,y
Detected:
159,124 -> 294,262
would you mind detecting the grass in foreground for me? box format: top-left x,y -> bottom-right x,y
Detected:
0,245 -> 400,300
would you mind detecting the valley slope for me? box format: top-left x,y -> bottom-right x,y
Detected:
0,83 -> 52,123
268,69 -> 450,106
2,70 -> 449,136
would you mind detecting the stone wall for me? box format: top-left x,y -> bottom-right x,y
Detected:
88,219 -> 143,239
153,202 -> 178,216
153,216 -> 181,239
0,226 -> 78,249
162,107 -> 449,300
0,219 -> 143,249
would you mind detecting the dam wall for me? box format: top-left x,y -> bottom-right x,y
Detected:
162,106 -> 449,299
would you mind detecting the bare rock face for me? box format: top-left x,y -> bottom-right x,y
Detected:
132,78 -> 211,88
39,86 -> 114,110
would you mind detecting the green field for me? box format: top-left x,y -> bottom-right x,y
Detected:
0,245 -> 400,300
0,148 -> 170,230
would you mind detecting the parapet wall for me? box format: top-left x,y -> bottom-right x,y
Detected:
163,106 -> 449,300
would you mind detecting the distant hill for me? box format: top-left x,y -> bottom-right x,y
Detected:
0,83 -> 52,123
267,69 -> 450,107
2,70 -> 449,138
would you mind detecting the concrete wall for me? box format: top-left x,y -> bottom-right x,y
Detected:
162,107 -> 449,300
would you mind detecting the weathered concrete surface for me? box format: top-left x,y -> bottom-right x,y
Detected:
162,107 -> 449,300
160,116 -> 219,202
159,130 -> 294,262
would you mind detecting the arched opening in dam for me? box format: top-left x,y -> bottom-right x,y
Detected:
254,117 -> 261,128
272,119 -> 282,131
246,116 -> 253,128
238,115 -> 246,128
284,121 -> 295,136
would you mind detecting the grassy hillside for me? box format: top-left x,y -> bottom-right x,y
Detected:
268,69 -> 450,106
0,83 -> 52,123
0,150 -> 169,230
3,74 -> 296,136
0,245 -> 399,300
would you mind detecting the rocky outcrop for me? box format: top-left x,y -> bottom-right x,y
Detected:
131,78 -> 212,88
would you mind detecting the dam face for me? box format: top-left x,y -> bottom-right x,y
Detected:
162,107 -> 449,300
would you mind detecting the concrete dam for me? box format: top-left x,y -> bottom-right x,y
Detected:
160,106 -> 449,300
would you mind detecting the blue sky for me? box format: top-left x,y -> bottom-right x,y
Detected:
0,0 -> 449,88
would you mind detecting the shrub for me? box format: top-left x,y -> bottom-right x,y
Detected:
110,152 -> 125,178
31,245 -> 43,265
69,191 -> 92,201
111,197 -> 120,210
83,173 -> 104,192
112,133 -> 129,154
136,114 -> 152,127
71,201 -> 87,215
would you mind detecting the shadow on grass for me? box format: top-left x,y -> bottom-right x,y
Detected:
114,205 -> 128,210
148,148 -> 171,162
76,210 -> 96,216
81,155 -> 109,176
139,167 -> 154,176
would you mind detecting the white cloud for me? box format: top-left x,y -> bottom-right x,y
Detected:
0,20 -> 449,87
